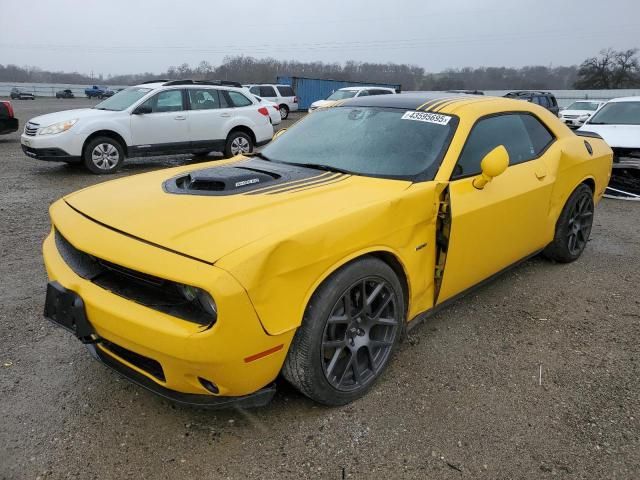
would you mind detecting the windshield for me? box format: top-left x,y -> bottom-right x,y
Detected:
94,87 -> 152,111
566,101 -> 601,111
261,107 -> 456,179
326,90 -> 357,101
588,102 -> 640,125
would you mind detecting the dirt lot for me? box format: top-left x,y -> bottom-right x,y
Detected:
0,98 -> 638,479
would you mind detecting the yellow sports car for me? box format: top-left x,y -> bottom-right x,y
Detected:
43,94 -> 612,407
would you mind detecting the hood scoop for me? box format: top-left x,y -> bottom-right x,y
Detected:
164,164 -> 281,196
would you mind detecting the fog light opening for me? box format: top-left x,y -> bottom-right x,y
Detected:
198,377 -> 219,394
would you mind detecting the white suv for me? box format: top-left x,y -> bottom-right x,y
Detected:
21,80 -> 274,174
244,84 -> 298,120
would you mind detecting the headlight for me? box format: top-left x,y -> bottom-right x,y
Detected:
38,119 -> 78,135
578,114 -> 590,121
179,285 -> 218,322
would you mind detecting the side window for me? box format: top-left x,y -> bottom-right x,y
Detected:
188,89 -> 220,110
539,96 -> 550,108
549,96 -> 558,107
139,89 -> 184,113
521,114 -> 554,153
260,86 -> 277,97
227,91 -> 253,107
531,96 -> 542,105
452,114 -> 554,179
358,90 -> 370,97
249,86 -> 260,95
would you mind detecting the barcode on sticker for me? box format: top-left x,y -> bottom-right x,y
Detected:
401,111 -> 451,125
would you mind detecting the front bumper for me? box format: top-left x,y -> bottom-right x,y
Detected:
21,130 -> 85,161
43,200 -> 294,403
88,342 -> 277,408
22,145 -> 81,162
560,117 -> 589,128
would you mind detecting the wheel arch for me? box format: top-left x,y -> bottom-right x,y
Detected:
299,248 -> 411,330
82,130 -> 128,158
227,125 -> 256,144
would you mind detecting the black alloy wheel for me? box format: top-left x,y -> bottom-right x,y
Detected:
321,277 -> 399,391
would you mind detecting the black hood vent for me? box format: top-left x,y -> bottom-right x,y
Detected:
162,159 -> 330,196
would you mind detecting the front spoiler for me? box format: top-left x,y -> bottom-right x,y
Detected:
86,343 -> 277,409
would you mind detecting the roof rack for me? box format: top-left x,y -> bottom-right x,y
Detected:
162,80 -> 243,88
140,79 -> 170,84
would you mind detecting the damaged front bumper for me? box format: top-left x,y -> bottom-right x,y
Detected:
605,150 -> 640,200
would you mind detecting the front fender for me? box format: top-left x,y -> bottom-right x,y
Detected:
216,182 -> 442,335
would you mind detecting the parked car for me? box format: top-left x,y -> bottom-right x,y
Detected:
0,100 -> 19,135
504,91 -> 559,115
579,96 -> 640,199
10,88 -> 35,100
309,86 -> 396,111
56,89 -> 75,99
21,79 -> 274,173
558,100 -> 605,128
42,93 -> 611,408
84,85 -> 115,99
244,84 -> 298,120
252,95 -> 282,125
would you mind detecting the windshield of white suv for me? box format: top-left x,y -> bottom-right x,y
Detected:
326,90 -> 357,101
566,101 -> 601,111
260,107 -> 456,179
94,87 -> 152,111
588,102 -> 640,125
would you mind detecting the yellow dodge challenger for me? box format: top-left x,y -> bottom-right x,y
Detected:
43,94 -> 612,407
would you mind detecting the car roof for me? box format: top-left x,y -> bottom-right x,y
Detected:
335,92 -> 524,114
340,86 -> 394,91
607,96 -> 640,103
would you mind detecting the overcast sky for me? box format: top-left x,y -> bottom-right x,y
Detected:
0,0 -> 637,76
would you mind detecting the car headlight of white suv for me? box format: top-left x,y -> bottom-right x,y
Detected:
38,119 -> 78,136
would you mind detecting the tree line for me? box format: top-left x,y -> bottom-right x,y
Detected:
1,49 -> 638,90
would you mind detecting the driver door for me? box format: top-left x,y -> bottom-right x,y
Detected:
130,89 -> 190,155
436,112 -> 558,304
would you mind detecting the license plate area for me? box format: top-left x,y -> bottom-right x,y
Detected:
44,281 -> 95,342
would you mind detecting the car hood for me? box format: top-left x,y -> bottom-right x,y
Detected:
560,109 -> 594,116
578,124 -> 640,148
63,158 -> 411,264
28,108 -> 112,127
310,100 -> 338,109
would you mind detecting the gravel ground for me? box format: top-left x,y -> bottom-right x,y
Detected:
1,98 -> 638,480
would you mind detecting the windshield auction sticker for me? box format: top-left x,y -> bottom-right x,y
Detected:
401,111 -> 451,125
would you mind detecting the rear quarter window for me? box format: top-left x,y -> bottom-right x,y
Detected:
277,86 -> 295,96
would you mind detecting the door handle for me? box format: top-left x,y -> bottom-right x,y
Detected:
174,115 -> 186,120
220,113 -> 231,118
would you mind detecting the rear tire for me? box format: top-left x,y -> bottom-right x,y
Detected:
282,257 -> 405,406
279,105 -> 289,120
83,136 -> 125,174
543,184 -> 594,263
223,131 -> 253,158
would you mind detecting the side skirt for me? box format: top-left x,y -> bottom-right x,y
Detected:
406,249 -> 543,333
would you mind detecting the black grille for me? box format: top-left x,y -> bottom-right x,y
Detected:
54,230 -> 214,325
101,340 -> 165,381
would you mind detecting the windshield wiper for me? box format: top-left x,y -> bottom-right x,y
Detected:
251,153 -> 353,174
278,161 -> 353,174
586,121 -> 607,125
251,152 -> 274,161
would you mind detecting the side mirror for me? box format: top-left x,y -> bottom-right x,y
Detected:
472,145 -> 509,190
273,128 -> 287,139
133,105 -> 152,115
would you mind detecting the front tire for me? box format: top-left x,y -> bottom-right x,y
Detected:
543,184 -> 594,263
223,131 -> 253,158
282,257 -> 405,406
83,137 -> 125,174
